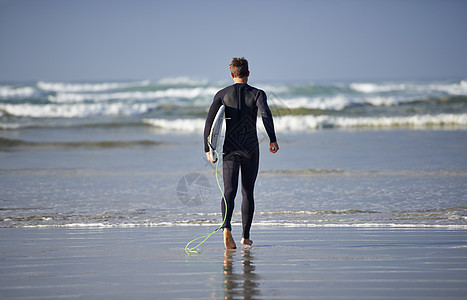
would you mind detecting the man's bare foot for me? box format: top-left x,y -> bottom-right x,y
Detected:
241,238 -> 253,246
224,229 -> 236,249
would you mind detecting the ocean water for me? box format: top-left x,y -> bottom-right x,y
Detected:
0,78 -> 466,229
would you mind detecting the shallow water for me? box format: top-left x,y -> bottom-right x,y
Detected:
1,79 -> 466,228
1,129 -> 466,229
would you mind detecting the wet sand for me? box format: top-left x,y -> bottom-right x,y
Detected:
1,226 -> 466,299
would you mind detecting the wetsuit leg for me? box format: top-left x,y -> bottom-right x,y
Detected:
240,148 -> 259,239
222,154 -> 241,232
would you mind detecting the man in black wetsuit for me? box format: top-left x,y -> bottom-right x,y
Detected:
204,57 -> 279,249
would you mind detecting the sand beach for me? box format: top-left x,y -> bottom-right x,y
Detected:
1,226 -> 466,299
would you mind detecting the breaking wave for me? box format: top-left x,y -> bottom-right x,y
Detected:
142,113 -> 467,132
3,207 -> 466,229
37,80 -> 151,93
1,78 -> 466,132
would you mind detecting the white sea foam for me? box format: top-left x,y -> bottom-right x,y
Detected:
274,95 -> 351,110
253,221 -> 467,229
271,94 -> 420,110
363,96 -> 401,106
350,82 -> 407,94
0,86 -> 36,98
273,114 -> 467,131
142,113 -> 467,132
0,103 -> 158,118
19,222 -> 218,228
426,80 -> 467,95
48,87 -> 218,103
143,118 -> 205,132
351,80 -> 467,96
17,221 -> 467,229
37,80 -> 150,92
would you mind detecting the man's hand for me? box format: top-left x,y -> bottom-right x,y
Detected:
269,142 -> 279,153
206,152 -> 217,163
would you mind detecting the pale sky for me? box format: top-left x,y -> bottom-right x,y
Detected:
0,0 -> 466,82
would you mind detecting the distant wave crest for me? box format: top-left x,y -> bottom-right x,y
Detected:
1,79 -> 466,131
142,113 -> 467,132
37,80 -> 151,93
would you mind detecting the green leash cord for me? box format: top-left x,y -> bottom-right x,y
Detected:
185,150 -> 227,255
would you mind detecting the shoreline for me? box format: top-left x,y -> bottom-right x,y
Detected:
8,223 -> 467,229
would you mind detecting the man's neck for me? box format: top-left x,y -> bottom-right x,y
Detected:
233,77 -> 248,84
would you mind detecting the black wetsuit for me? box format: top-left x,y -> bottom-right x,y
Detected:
204,83 -> 277,239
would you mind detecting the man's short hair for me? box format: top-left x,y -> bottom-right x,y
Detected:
229,57 -> 249,78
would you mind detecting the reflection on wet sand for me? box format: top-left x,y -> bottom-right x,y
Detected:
223,248 -> 261,299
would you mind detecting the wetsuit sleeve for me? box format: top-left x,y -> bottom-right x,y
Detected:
203,93 -> 223,153
256,90 -> 277,143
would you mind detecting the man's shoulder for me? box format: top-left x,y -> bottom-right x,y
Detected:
214,84 -> 235,98
245,84 -> 266,98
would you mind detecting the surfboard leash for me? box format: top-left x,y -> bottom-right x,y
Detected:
185,149 -> 227,255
